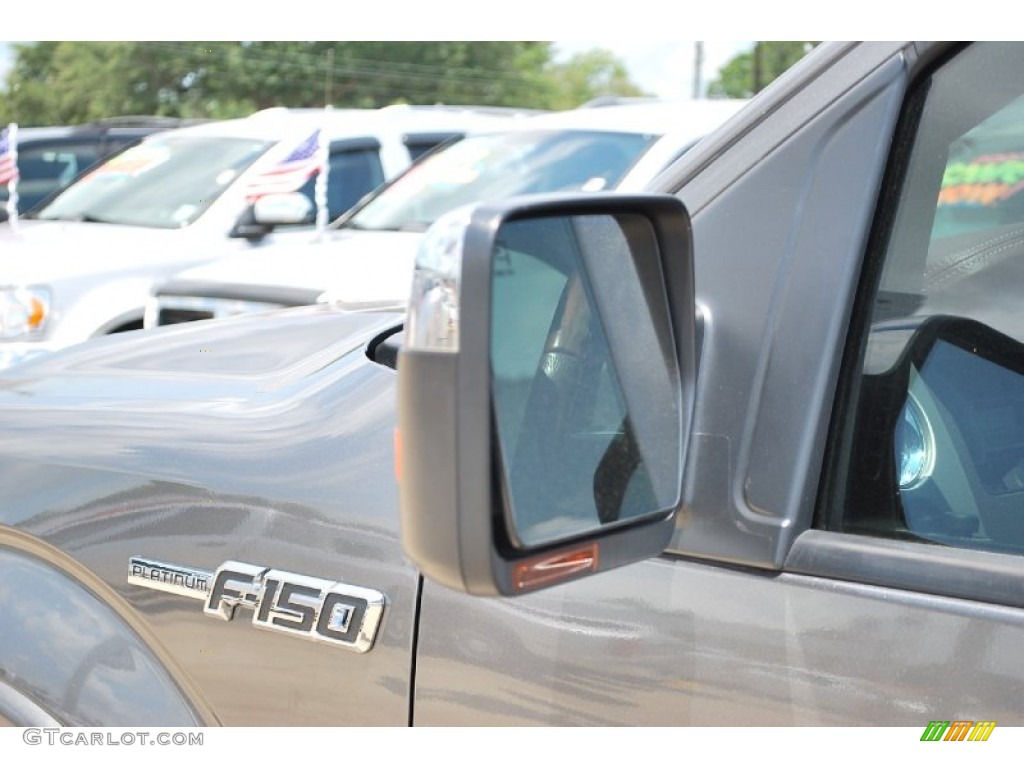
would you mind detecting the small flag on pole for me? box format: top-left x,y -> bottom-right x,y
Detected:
244,129 -> 323,201
0,124 -> 18,185
1,123 -> 20,227
314,110 -> 331,236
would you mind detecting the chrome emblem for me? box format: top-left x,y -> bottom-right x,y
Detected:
128,557 -> 385,653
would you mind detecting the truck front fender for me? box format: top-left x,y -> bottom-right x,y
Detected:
0,527 -> 218,726
46,277 -> 152,343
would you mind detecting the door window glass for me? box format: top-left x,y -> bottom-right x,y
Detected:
825,43 -> 1024,555
1,143 -> 99,210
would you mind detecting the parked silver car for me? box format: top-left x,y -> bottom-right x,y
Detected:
0,42 -> 1021,732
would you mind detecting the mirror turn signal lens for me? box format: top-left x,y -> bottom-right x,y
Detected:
512,543 -> 599,593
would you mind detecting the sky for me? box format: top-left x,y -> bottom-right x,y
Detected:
0,40 -> 751,102
554,41 -> 751,100
0,43 -> 12,79
0,0 -> 970,55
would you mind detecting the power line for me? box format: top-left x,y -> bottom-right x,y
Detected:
136,42 -> 543,106
142,41 -> 549,88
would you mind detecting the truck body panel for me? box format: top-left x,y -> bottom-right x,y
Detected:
3,41 -> 1024,726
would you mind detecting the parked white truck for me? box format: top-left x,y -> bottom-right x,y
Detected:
145,100 -> 746,326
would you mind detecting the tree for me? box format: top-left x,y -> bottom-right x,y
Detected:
0,41 -> 238,123
0,42 -> 648,126
708,42 -> 818,99
543,49 -> 651,110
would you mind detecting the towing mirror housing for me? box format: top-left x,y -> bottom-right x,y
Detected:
397,193 -> 697,596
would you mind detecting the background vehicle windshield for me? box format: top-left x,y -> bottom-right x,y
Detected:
34,136 -> 272,229
346,129 -> 657,232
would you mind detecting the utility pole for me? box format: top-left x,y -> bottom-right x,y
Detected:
752,41 -> 764,94
325,48 -> 334,107
693,41 -> 704,99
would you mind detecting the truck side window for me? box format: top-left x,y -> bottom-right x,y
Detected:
293,148 -> 386,224
10,143 -> 99,210
824,43 -> 1024,555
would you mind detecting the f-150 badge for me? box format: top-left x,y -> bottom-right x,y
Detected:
128,557 -> 385,653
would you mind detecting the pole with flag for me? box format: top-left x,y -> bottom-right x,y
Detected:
241,127 -> 326,237
314,108 -> 332,239
0,123 -> 19,231
243,128 -> 323,202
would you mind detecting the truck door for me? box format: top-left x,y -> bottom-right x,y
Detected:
410,42 -> 1024,725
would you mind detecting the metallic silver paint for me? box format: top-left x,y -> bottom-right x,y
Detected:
0,306 -> 415,724
0,678 -> 62,726
415,556 -> 1024,725
0,529 -> 216,726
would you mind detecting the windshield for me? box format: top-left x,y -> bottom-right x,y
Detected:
346,130 -> 658,232
34,136 -> 273,229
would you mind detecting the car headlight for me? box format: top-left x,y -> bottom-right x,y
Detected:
0,286 -> 51,340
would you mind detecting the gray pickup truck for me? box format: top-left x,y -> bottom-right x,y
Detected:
1,41 -> 1022,728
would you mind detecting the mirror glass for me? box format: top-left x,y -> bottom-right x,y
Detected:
490,213 -> 682,548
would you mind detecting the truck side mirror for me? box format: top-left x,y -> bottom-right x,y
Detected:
397,193 -> 697,596
230,192 -> 314,240
252,192 -> 315,226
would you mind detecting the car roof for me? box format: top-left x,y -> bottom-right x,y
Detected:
10,126 -> 76,143
150,105 -> 535,143
13,118 -> 207,147
507,99 -> 749,137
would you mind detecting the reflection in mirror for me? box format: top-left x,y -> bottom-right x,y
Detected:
843,314 -> 1024,553
490,213 -> 682,548
899,321 -> 1024,549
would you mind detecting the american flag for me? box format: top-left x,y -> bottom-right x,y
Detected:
243,129 -> 322,201
0,124 -> 18,186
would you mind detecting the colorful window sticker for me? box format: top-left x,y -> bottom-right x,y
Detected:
939,152 -> 1024,207
86,143 -> 171,180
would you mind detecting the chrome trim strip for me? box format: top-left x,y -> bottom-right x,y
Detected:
127,557 -> 212,601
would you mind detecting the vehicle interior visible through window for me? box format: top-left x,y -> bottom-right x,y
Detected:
825,42 -> 1024,556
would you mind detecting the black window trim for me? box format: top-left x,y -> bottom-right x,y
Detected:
402,131 -> 463,149
326,137 -> 382,154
